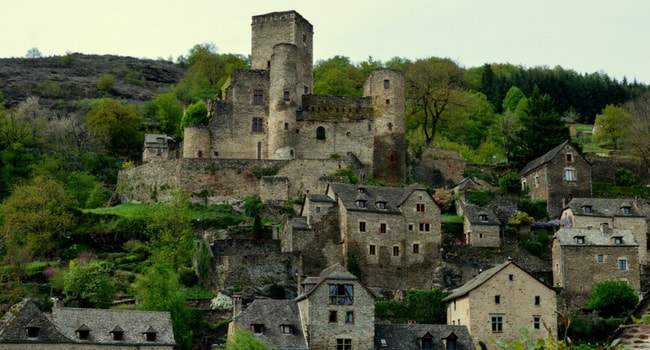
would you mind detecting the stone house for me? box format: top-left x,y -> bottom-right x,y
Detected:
611,292 -> 650,349
229,263 -> 476,350
519,141 -> 591,219
283,183 -> 442,289
461,203 -> 501,247
552,226 -> 641,310
442,260 -> 558,348
560,197 -> 648,265
0,299 -> 175,349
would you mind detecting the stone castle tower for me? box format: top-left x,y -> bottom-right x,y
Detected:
178,10 -> 406,184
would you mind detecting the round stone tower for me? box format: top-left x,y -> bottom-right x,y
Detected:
364,69 -> 407,184
268,43 -> 299,159
183,126 -> 211,158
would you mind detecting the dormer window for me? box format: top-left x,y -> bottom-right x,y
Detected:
444,332 -> 458,350
479,214 -> 488,221
281,325 -> 293,334
420,333 -> 434,350
111,325 -> 124,341
356,200 -> 366,208
358,187 -> 366,194
143,326 -> 157,342
26,326 -> 39,338
377,201 -> 387,209
76,324 -> 91,340
622,206 -> 631,215
251,324 -> 264,334
583,206 -> 592,214
614,237 -> 623,245
576,236 -> 585,245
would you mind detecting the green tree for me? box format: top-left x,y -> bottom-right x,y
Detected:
1,175 -> 77,263
63,260 -> 115,308
225,325 -> 271,350
180,100 -> 209,131
313,56 -> 365,96
405,57 -> 466,147
97,74 -> 116,92
146,191 -> 194,269
592,104 -> 633,149
502,86 -> 526,113
136,265 -> 192,350
25,47 -> 42,58
85,98 -> 143,156
150,92 -> 184,137
586,280 -> 638,318
623,91 -> 650,176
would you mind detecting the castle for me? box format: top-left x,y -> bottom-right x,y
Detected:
124,10 -> 406,204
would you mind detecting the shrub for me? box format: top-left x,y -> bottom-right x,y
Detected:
252,166 -> 280,179
614,168 -> 641,187
518,199 -> 547,219
124,70 -> 145,86
465,190 -> 490,206
97,74 -> 115,92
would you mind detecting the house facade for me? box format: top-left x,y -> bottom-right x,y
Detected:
560,197 -> 648,265
552,226 -> 641,310
519,141 -> 591,219
229,263 -> 476,350
283,183 -> 443,289
461,203 -> 501,247
0,299 -> 175,350
443,260 -> 557,348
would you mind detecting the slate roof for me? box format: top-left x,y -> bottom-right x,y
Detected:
519,141 -> 579,176
50,306 -> 175,346
296,263 -> 375,301
565,197 -> 646,218
375,324 -> 476,350
0,300 -> 69,343
328,183 -> 427,214
453,176 -> 494,192
232,299 -> 307,350
553,227 -> 638,246
442,260 -> 552,302
462,203 -> 501,225
306,194 -> 336,203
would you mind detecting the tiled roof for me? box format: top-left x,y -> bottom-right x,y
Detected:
233,299 -> 307,350
375,324 -> 475,350
519,141 -> 572,176
462,203 -> 501,225
0,300 -> 69,343
553,227 -> 638,246
306,194 -> 336,203
329,183 -> 427,214
51,306 -> 175,345
565,197 -> 645,218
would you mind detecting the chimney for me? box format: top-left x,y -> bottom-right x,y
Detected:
52,298 -> 64,309
233,295 -> 242,317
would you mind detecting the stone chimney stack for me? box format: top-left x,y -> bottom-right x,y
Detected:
233,295 -> 242,317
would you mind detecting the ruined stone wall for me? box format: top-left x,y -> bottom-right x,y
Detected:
260,176 -> 289,201
216,251 -> 302,289
293,119 -> 374,164
409,149 -> 466,189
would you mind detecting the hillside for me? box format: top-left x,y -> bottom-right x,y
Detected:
0,53 -> 184,112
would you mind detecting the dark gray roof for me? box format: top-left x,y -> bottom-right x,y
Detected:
565,197 -> 646,218
306,194 -> 336,203
462,203 -> 501,225
296,263 -> 375,301
0,300 -> 69,343
519,141 -> 578,176
453,176 -> 493,192
233,299 -> 307,350
329,183 -> 427,214
289,216 -> 310,230
553,227 -> 638,246
51,306 -> 175,346
375,324 -> 475,350
443,260 -> 553,302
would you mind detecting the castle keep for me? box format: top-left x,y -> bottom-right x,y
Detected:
126,11 -> 407,204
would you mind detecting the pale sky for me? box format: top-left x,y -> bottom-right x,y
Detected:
4,0 -> 650,84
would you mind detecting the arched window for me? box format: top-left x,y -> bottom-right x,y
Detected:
316,126 -> 326,140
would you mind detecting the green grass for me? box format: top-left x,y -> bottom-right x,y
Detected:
441,214 -> 463,224
576,123 -> 594,132
581,143 -> 610,154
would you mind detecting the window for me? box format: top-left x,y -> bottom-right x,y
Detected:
384,79 -> 390,89
495,295 -> 501,304
566,153 -> 573,162
356,200 -> 366,208
252,117 -> 264,133
583,206 -> 592,213
387,122 -> 393,131
564,168 -> 577,182
597,254 -> 604,263
576,236 -> 585,244
253,89 -> 264,105
26,326 -> 39,338
304,85 -> 309,94
509,274 -> 514,281
533,316 -> 541,330
419,222 -> 430,232
619,259 -> 628,271
284,122 -> 289,130
282,325 -> 293,334
145,332 -> 157,342
283,90 -> 290,100
491,315 -> 503,332
329,284 -> 353,304
422,337 -> 433,350
251,324 -> 264,334
446,338 -> 457,350
345,311 -> 354,323
408,224 -> 414,231
413,244 -> 420,254
369,244 -> 376,255
416,203 -> 425,212
76,326 -> 90,340
377,201 -> 387,209
315,206 -> 320,213
379,223 -> 387,233
358,187 -> 366,194
533,176 -> 539,187
359,221 -> 366,232
329,311 -> 338,323
389,154 -> 397,163
385,99 -> 391,105
316,126 -> 326,140
479,214 -> 488,221
393,246 -> 400,257
336,338 -> 352,350
111,327 -> 124,341
535,296 -> 540,306
302,33 -> 307,42
614,237 -> 623,245
622,206 -> 631,214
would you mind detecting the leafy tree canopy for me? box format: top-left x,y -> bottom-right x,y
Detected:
63,260 -> 115,308
586,280 -> 638,318
180,100 -> 209,130
592,104 -> 633,150
85,98 -> 143,156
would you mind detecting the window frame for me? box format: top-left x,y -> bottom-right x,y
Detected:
253,89 -> 264,105
619,258 -> 628,271
329,284 -> 354,305
252,117 -> 264,133
491,315 -> 504,333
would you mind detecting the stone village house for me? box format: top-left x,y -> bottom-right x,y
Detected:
282,183 -> 442,290
552,226 -> 641,310
229,263 -> 476,350
443,260 -> 557,348
0,299 -> 175,350
519,141 -> 591,219
460,203 -> 501,248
